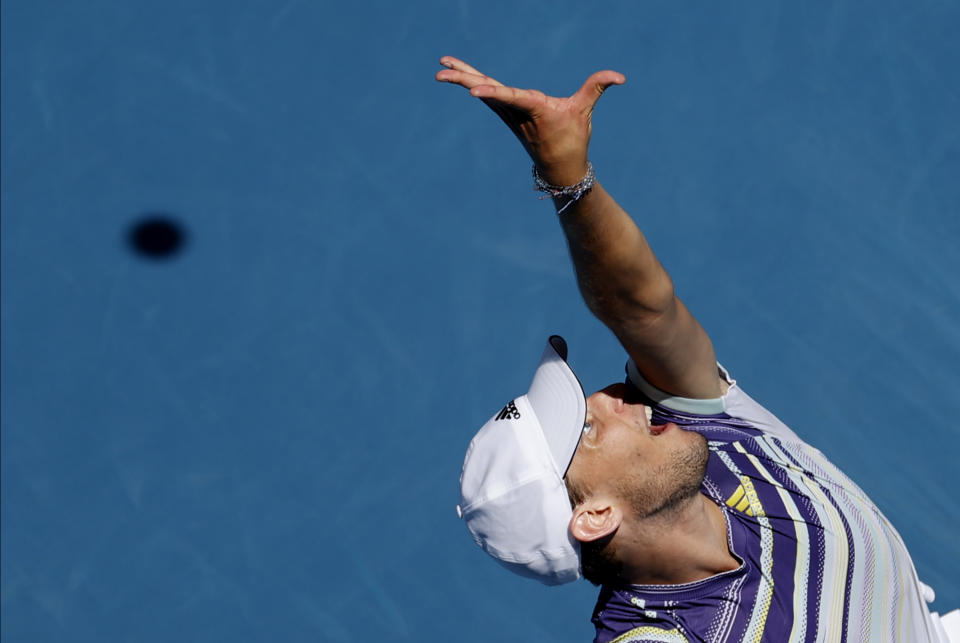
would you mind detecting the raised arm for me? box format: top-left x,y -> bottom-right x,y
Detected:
436,57 -> 721,399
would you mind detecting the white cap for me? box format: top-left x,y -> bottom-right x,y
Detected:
457,336 -> 587,585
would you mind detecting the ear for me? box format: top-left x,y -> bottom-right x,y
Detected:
569,499 -> 622,543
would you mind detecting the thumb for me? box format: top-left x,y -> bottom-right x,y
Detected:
573,70 -> 626,114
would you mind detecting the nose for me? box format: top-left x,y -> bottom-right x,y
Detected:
586,383 -> 627,415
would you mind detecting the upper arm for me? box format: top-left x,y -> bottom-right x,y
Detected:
610,295 -> 723,399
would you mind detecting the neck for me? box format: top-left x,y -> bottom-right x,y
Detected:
616,492 -> 739,586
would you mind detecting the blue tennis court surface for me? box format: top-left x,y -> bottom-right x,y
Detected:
3,2 -> 958,641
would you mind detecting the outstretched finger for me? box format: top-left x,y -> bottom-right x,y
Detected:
435,68 -> 505,92
571,70 -> 626,114
437,56 -> 504,87
438,56 -> 502,84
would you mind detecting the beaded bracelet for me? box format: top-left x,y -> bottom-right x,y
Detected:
532,161 -> 596,214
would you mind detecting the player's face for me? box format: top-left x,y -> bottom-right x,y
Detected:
566,383 -> 708,519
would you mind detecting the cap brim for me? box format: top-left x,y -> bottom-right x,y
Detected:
526,336 -> 587,478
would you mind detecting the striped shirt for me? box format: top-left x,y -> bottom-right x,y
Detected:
590,363 -> 936,643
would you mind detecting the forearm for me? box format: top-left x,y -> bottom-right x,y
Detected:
554,183 -> 674,324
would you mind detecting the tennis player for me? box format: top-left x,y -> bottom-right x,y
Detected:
438,56 -> 957,643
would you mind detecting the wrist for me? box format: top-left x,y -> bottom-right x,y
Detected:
533,160 -> 590,187
533,161 -> 596,214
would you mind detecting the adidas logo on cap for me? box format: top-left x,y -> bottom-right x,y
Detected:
494,400 -> 521,421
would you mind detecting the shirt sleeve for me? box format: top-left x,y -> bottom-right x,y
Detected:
625,359 -> 801,443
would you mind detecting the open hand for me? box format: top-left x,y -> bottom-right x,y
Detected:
435,56 -> 625,186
